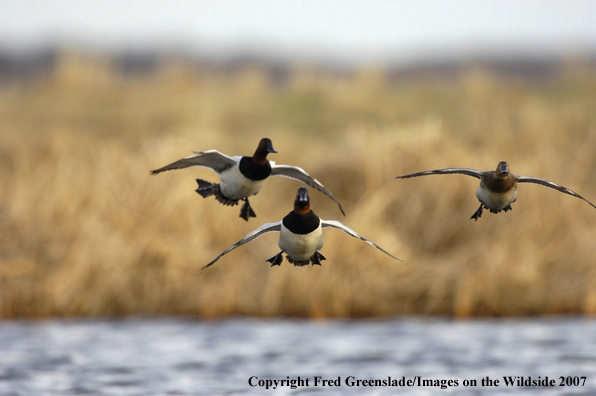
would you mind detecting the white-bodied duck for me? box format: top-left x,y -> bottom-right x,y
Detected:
396,161 -> 596,221
203,187 -> 401,270
151,138 -> 344,221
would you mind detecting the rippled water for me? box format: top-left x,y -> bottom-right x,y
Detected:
0,317 -> 595,395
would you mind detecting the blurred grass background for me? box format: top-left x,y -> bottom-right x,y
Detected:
1,52 -> 596,319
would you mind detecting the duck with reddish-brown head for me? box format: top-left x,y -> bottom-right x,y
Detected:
202,187 -> 401,270
151,138 -> 345,221
396,161 -> 596,221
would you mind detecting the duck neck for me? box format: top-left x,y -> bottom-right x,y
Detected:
494,171 -> 508,180
294,202 -> 310,215
252,148 -> 269,165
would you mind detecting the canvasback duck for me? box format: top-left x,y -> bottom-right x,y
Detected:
202,187 -> 401,270
151,138 -> 344,221
396,161 -> 596,221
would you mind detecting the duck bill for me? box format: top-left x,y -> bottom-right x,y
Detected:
298,189 -> 309,202
266,141 -> 277,153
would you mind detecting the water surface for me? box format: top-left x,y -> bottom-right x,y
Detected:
0,317 -> 595,395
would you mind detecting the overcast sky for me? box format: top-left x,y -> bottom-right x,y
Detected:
2,1 -> 596,63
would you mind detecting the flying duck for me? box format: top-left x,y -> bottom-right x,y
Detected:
151,138 -> 345,221
396,161 -> 596,221
202,187 -> 401,270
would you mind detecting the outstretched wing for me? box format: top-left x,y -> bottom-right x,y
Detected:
396,167 -> 483,180
320,220 -> 402,262
202,222 -> 282,270
270,164 -> 345,216
515,175 -> 596,210
151,150 -> 237,175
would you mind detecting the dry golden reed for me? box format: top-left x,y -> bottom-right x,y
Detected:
1,54 -> 596,318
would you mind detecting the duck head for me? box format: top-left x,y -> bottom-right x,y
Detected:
294,186 -> 310,214
253,138 -> 277,164
495,161 -> 510,179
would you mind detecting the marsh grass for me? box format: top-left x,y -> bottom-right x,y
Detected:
1,55 -> 596,318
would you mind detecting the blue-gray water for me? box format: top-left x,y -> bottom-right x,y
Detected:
0,317 -> 595,395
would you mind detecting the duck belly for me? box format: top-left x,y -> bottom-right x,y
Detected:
219,165 -> 267,200
476,185 -> 517,210
279,224 -> 324,262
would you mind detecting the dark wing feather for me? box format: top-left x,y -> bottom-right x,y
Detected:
515,175 -> 596,209
270,164 -> 345,215
202,222 -> 282,270
396,167 -> 483,180
150,150 -> 237,175
320,220 -> 402,261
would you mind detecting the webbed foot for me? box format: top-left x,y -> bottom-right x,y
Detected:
266,252 -> 284,267
239,198 -> 257,221
195,179 -> 216,198
310,251 -> 326,266
470,204 -> 483,221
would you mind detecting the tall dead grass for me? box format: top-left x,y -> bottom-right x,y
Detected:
1,55 -> 596,318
